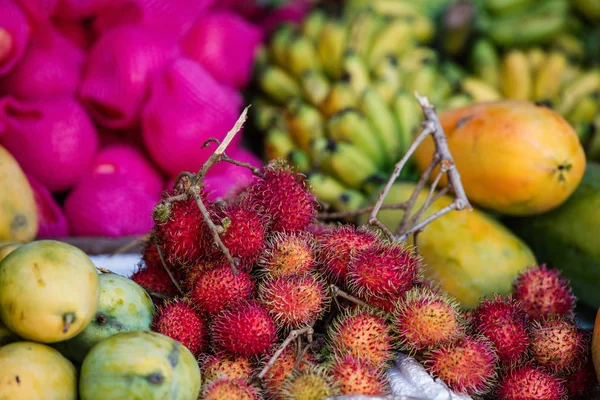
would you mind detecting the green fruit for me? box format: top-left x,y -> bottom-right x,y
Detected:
0,240 -> 100,343
505,162 -> 600,308
0,341 -> 77,399
59,273 -> 155,363
79,331 -> 201,400
360,182 -> 537,309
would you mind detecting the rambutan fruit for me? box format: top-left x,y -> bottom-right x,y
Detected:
512,264 -> 576,320
496,363 -> 567,400
212,300 -> 277,357
564,354 -> 598,399
200,353 -> 254,383
260,344 -> 316,400
205,199 -> 268,269
141,238 -> 183,280
472,295 -> 530,366
152,298 -> 207,357
393,286 -> 464,354
189,264 -> 256,316
259,273 -> 328,329
316,224 -> 379,284
280,366 -> 339,400
327,308 -> 395,367
424,335 -> 498,396
246,160 -> 318,233
359,292 -> 399,314
201,377 -> 261,400
129,264 -> 178,297
258,231 -> 317,278
152,189 -> 214,267
347,242 -> 422,301
181,259 -> 220,291
529,314 -> 588,374
329,354 -> 389,396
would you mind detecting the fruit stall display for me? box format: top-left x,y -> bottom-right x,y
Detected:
0,0 -> 600,399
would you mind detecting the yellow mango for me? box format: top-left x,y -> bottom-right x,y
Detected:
414,100 -> 586,216
0,242 -> 20,262
0,341 -> 77,399
0,145 -> 38,242
361,182 -> 537,308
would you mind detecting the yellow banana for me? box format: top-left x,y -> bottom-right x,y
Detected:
404,64 -> 438,100
501,49 -> 533,100
284,100 -> 325,152
269,25 -> 295,69
392,91 -> 423,156
306,172 -> 366,213
320,82 -> 358,118
399,47 -> 438,75
286,35 -> 320,79
372,54 -> 401,104
410,14 -> 436,43
317,20 -> 348,79
321,140 -> 383,189
485,0 -> 537,15
341,49 -> 371,95
533,51 -> 568,101
566,93 -> 599,124
346,9 -> 387,61
257,66 -> 302,105
557,70 -> 600,115
442,93 -> 473,110
370,0 -> 422,19
358,88 -> 401,167
300,70 -> 330,106
327,108 -> 387,168
264,128 -> 295,161
367,19 -> 414,67
470,39 -> 501,89
526,47 -> 547,74
460,77 -> 503,102
302,9 -> 327,43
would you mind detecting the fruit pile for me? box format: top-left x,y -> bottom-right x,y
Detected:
0,0 -> 311,241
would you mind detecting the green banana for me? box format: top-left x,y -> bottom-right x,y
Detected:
341,49 -> 371,95
572,0 -> 600,23
566,93 -> 600,125
587,117 -> 600,161
320,82 -> 358,118
399,47 -> 438,75
317,20 -> 348,79
358,88 -> 401,167
257,66 -> 302,104
392,91 -> 422,156
346,9 -> 387,61
286,35 -> 321,79
253,99 -> 284,131
264,128 -> 296,161
369,0 -> 423,19
470,38 -> 501,89
553,34 -> 586,62
557,70 -> 600,115
326,108 -> 387,168
300,70 -> 331,106
284,100 -> 325,152
485,0 -> 538,16
439,61 -> 468,86
287,149 -> 311,172
301,9 -> 327,43
320,140 -> 384,190
372,54 -> 401,104
367,18 -> 414,67
442,93 -> 473,110
269,25 -> 295,69
306,172 -> 366,213
404,64 -> 439,100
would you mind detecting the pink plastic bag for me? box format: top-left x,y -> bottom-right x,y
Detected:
0,0 -> 32,76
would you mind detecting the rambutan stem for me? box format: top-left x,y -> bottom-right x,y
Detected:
154,240 -> 184,294
293,331 -> 315,370
257,327 -> 313,380
220,154 -> 263,177
329,284 -> 378,312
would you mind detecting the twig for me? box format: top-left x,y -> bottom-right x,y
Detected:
257,327 -> 313,379
318,202 -> 410,220
330,284 -> 377,311
221,154 -> 263,177
153,239 -> 184,295
109,233 -> 151,257
293,330 -> 315,370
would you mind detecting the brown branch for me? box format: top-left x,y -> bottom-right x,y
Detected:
109,233 -> 151,257
153,239 -> 184,295
318,202 -> 410,220
330,284 -> 378,311
220,154 -> 263,177
257,327 -> 313,379
294,330 -> 315,370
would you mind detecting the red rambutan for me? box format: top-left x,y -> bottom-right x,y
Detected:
152,189 -> 214,267
212,300 -> 277,357
181,259 -> 221,291
141,238 -> 183,280
347,242 -> 422,300
393,286 -> 464,354
317,224 -> 379,284
424,335 -> 498,396
246,160 -> 318,233
330,354 -> 389,396
260,344 -> 316,400
472,295 -> 530,366
152,298 -> 207,357
529,314 -> 588,374
280,367 -> 339,400
564,354 -> 598,399
496,363 -> 567,400
201,353 -> 254,383
512,264 -> 576,320
189,265 -> 256,316
359,292 -> 399,313
259,273 -> 328,329
201,377 -> 261,400
130,265 -> 178,297
205,200 -> 268,269
258,231 -> 317,278
328,308 -> 395,367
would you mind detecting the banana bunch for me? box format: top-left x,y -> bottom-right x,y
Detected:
449,37 -> 600,160
252,9 -> 467,212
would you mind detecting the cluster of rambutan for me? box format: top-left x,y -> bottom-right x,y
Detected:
127,159 -> 596,400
